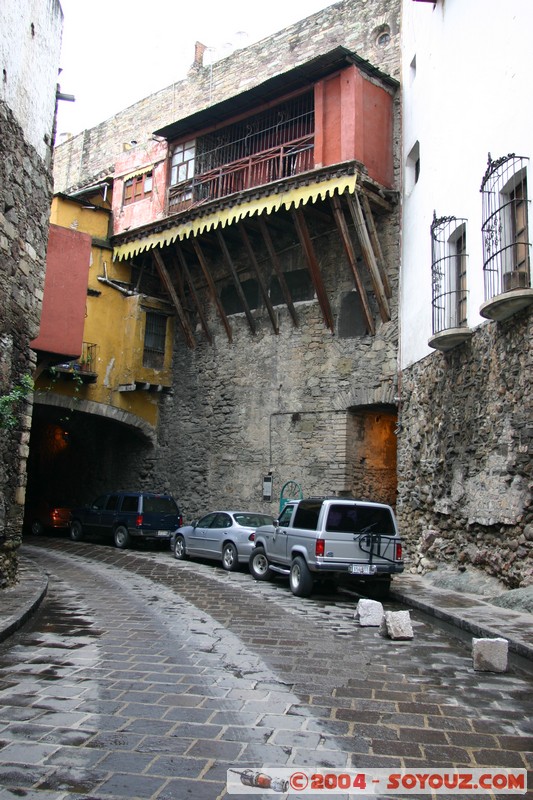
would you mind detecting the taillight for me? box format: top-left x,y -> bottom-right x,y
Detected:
315,540 -> 325,557
178,515 -> 183,528
396,542 -> 403,561
136,514 -> 143,528
248,532 -> 255,541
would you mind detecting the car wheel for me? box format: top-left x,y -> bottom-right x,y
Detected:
222,542 -> 239,572
174,535 -> 187,560
114,525 -> 130,549
289,555 -> 313,597
70,520 -> 84,542
30,520 -> 44,536
249,547 -> 273,581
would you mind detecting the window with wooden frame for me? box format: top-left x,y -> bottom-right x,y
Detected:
143,311 -> 167,369
171,141 -> 196,187
123,170 -> 153,205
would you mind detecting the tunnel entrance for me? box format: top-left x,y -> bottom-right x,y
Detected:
347,404 -> 397,507
25,402 -> 154,516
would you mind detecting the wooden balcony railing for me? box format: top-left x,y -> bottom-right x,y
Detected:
168,135 -> 314,214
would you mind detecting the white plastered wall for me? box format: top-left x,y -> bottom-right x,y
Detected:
400,0 -> 533,368
0,0 -> 63,160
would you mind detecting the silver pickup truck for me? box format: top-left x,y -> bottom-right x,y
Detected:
249,497 -> 404,598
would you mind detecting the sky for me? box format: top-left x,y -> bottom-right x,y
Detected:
56,0 -> 336,138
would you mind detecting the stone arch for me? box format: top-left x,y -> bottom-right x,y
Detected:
33,392 -> 157,445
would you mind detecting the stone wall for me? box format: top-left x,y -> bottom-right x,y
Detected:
0,103 -> 54,585
397,309 -> 533,588
53,0 -> 401,192
153,215 -> 400,522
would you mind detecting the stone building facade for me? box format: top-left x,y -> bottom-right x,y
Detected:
0,0 -> 63,585
398,0 -> 533,588
45,0 -> 403,527
397,311 -> 533,587
54,0 -> 401,193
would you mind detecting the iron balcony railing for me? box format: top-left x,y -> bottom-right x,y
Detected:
430,214 -> 469,334
481,153 -> 532,300
168,135 -> 314,214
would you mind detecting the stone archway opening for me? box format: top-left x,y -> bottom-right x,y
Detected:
347,404 -> 397,507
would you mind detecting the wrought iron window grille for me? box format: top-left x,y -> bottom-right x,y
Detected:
430,213 -> 469,334
480,153 -> 531,300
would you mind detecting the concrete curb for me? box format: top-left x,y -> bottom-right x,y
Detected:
391,576 -> 533,662
0,555 -> 48,644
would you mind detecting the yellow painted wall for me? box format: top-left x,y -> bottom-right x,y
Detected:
38,195 -> 174,428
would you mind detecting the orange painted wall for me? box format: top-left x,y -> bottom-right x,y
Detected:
315,65 -> 394,188
31,224 -> 91,359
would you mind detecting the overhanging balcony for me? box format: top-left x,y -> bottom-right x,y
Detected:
168,136 -> 314,215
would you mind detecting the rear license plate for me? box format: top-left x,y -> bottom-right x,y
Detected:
157,530 -> 169,537
349,564 -> 376,575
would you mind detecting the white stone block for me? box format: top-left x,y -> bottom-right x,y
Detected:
472,638 -> 508,673
380,610 -> 414,640
355,599 -> 384,627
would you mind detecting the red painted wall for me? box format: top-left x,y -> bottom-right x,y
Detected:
315,65 -> 394,188
31,225 -> 91,359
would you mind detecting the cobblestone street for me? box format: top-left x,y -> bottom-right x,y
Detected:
0,539 -> 531,799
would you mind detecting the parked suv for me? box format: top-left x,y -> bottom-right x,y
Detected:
70,491 -> 182,549
249,497 -> 403,598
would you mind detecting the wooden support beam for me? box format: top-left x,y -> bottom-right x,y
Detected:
237,221 -> 279,334
174,242 -> 212,344
360,191 -> 392,298
192,238 -> 233,343
346,192 -> 391,322
216,229 -> 256,335
257,216 -> 298,327
152,248 -> 196,349
291,207 -> 335,333
330,194 -> 375,336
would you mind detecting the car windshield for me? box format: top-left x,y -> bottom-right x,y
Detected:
325,504 -> 396,535
233,513 -> 274,527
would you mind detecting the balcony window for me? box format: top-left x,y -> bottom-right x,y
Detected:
170,140 -> 196,207
428,215 -> 473,351
431,215 -> 468,333
124,171 -> 153,205
481,154 -> 531,299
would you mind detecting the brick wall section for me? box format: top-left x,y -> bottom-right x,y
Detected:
53,0 -> 401,192
0,102 -> 53,586
397,309 -> 533,589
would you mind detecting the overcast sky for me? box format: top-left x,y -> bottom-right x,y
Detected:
56,0 -> 336,137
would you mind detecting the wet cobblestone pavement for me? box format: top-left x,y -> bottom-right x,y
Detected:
0,538 -> 531,800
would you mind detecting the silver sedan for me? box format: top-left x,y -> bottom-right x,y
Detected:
170,511 -> 274,571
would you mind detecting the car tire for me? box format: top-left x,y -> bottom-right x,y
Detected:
289,555 -> 313,597
114,525 -> 130,549
30,520 -> 44,536
249,547 -> 273,581
222,541 -> 239,571
70,520 -> 84,542
174,535 -> 187,560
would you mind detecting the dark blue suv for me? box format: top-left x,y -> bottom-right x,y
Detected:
70,491 -> 182,549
